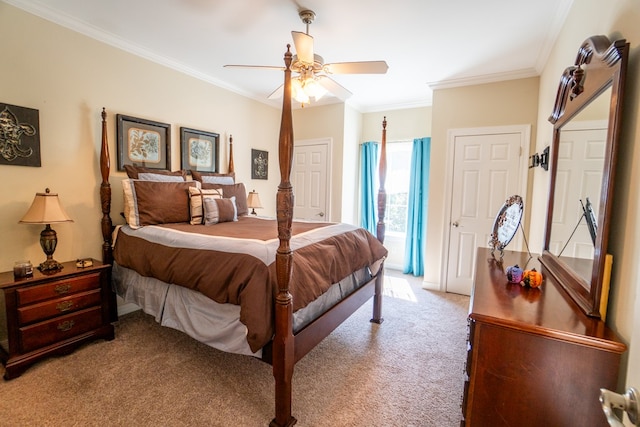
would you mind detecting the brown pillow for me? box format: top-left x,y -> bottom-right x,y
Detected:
203,197 -> 237,225
201,182 -> 248,216
124,165 -> 186,181
122,179 -> 197,228
191,170 -> 235,184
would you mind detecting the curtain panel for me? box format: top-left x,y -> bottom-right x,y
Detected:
360,141 -> 379,235
403,137 -> 431,276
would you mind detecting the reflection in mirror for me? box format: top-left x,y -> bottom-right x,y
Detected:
549,87 -> 611,284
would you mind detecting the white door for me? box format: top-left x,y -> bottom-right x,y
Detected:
292,138 -> 331,221
443,126 -> 529,295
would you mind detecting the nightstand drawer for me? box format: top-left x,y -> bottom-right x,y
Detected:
19,306 -> 102,353
17,289 -> 102,325
16,273 -> 101,306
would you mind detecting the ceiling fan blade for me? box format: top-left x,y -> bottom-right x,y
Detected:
323,61 -> 389,74
291,31 -> 314,64
268,84 -> 284,100
223,64 -> 284,71
317,76 -> 353,100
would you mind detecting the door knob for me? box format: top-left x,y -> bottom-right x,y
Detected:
452,221 -> 459,227
600,387 -> 639,426
317,212 -> 325,217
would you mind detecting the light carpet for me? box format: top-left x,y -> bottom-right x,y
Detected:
0,271 -> 469,427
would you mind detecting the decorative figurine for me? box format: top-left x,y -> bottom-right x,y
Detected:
506,264 -> 524,284
522,269 -> 543,288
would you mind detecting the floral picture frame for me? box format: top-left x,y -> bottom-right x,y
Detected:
251,149 -> 268,180
180,127 -> 219,173
116,114 -> 170,171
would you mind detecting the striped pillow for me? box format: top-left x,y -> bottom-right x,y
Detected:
188,187 -> 222,225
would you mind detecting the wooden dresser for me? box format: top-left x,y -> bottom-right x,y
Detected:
0,259 -> 114,379
462,248 -> 626,427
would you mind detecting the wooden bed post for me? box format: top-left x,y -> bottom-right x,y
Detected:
270,45 -> 297,427
100,108 -> 117,322
376,116 -> 387,244
370,116 -> 387,324
100,108 -> 113,266
228,134 -> 235,173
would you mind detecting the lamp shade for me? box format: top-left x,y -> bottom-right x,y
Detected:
19,188 -> 73,224
247,190 -> 263,209
247,190 -> 263,215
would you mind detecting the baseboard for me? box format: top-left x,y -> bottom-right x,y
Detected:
421,281 -> 442,291
117,302 -> 141,317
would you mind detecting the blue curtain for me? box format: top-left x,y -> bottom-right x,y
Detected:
360,141 -> 379,234
403,137 -> 431,276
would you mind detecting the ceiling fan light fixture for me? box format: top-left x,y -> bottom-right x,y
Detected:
291,77 -> 310,103
304,78 -> 327,100
291,75 -> 327,104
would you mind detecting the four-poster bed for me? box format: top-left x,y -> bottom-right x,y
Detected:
99,45 -> 389,426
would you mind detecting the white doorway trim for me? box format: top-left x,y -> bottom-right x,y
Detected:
439,124 -> 531,293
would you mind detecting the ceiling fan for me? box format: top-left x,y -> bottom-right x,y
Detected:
224,9 -> 389,104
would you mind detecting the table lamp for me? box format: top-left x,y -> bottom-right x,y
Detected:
247,190 -> 263,215
19,188 -> 73,272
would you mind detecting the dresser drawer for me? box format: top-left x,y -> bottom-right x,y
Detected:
17,289 -> 102,325
19,306 -> 103,353
16,273 -> 101,306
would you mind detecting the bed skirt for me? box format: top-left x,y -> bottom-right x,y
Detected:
112,261 -> 377,357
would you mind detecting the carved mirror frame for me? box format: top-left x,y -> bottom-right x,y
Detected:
540,35 -> 628,318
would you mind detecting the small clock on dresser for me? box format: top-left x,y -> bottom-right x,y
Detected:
0,259 -> 115,380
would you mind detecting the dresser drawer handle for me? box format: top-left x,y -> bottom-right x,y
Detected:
57,320 -> 75,332
54,284 -> 72,294
56,301 -> 75,312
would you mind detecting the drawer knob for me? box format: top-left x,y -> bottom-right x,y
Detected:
57,320 -> 75,332
54,284 -> 72,294
56,301 -> 74,312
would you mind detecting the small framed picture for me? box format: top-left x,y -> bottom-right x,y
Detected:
251,149 -> 268,180
0,102 -> 41,167
116,114 -> 170,171
180,127 -> 219,173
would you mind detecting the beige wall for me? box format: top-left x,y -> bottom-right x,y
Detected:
530,0 -> 640,395
362,107 -> 432,142
0,4 -> 281,272
429,78 -> 540,286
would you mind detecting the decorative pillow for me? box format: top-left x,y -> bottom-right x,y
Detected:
188,187 -> 222,225
122,179 -> 197,228
201,182 -> 248,217
124,165 -> 186,181
203,196 -> 237,225
191,170 -> 235,185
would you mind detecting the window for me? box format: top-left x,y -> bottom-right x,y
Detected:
385,141 -> 412,236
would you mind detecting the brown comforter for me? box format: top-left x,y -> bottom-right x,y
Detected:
113,216 -> 387,352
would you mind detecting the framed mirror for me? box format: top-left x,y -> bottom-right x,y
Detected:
540,35 -> 628,318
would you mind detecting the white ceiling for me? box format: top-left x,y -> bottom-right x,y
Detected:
6,0 -> 574,112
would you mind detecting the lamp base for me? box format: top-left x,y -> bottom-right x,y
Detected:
39,258 -> 63,272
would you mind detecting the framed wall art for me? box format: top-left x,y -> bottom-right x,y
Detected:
0,102 -> 41,167
180,127 -> 219,173
116,114 -> 170,171
251,149 -> 268,180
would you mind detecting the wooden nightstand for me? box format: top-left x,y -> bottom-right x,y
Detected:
0,259 -> 115,380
